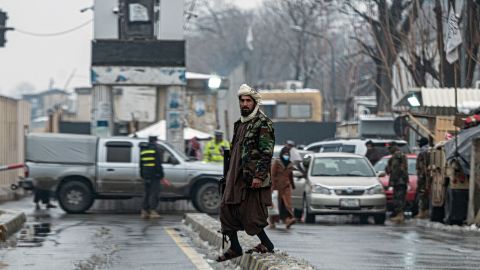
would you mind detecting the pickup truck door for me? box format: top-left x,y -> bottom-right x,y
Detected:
156,145 -> 187,194
97,141 -> 141,194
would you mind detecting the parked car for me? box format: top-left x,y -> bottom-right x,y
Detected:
273,145 -> 312,159
25,133 -> 223,214
373,154 -> 418,215
304,139 -> 410,157
292,153 -> 387,224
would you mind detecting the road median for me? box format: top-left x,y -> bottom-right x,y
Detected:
184,213 -> 314,270
0,210 -> 26,241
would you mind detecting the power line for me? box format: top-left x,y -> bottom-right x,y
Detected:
14,19 -> 92,37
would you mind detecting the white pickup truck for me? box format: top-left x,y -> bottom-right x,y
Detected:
25,133 -> 223,214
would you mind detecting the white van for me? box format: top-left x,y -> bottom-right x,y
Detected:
304,138 -> 410,157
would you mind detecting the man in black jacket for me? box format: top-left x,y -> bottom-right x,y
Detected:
139,136 -> 164,219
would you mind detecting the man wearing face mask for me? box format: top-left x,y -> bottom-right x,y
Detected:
270,147 -> 296,229
217,84 -> 275,262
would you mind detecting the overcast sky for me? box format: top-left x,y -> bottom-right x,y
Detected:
0,0 -> 262,98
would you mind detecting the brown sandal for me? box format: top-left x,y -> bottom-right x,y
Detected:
245,243 -> 274,254
216,248 -> 243,262
286,218 -> 296,229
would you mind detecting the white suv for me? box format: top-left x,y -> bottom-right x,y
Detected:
304,139 -> 410,157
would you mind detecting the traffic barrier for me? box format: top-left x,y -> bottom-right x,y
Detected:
0,210 -> 26,241
184,213 -> 314,270
0,163 -> 24,172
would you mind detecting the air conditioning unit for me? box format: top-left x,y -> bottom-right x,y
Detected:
284,80 -> 303,90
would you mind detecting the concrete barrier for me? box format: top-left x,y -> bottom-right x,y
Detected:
184,213 -> 314,270
0,210 -> 26,241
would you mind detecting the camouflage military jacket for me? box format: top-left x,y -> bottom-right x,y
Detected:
416,145 -> 429,177
232,111 -> 275,188
386,151 -> 409,185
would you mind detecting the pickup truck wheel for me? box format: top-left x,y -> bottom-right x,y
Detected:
58,181 -> 94,214
192,181 -> 220,214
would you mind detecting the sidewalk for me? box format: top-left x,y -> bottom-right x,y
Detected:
0,187 -> 28,241
184,213 -> 315,270
414,218 -> 480,234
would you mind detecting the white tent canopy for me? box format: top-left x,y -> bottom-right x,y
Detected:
133,120 -> 212,140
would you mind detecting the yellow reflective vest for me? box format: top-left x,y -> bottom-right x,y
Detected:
203,139 -> 230,163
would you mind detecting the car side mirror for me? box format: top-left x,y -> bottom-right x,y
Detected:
377,171 -> 386,177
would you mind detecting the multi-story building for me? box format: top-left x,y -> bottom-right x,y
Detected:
22,89 -> 69,120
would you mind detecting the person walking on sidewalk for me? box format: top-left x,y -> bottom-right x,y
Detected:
139,136 -> 164,219
33,187 -> 56,210
385,142 -> 409,224
269,147 -> 296,229
415,137 -> 430,219
217,84 -> 275,262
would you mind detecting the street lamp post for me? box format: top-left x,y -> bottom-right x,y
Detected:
290,25 -> 337,121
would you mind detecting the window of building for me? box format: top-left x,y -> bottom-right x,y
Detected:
290,104 -> 311,118
276,103 -> 288,118
106,142 -> 132,163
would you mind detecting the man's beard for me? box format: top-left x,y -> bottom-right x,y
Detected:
241,107 -> 254,116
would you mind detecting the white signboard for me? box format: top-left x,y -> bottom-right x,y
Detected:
129,3 -> 149,22
114,86 -> 156,122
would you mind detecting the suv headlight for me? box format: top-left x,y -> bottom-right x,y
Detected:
312,185 -> 331,195
366,184 -> 384,195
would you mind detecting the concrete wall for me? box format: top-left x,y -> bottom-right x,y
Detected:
158,0 -> 184,40
185,81 -> 217,134
0,96 -> 30,186
94,0 -> 119,39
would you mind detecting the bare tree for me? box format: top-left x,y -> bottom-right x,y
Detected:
186,1 -> 253,76
346,0 -> 425,113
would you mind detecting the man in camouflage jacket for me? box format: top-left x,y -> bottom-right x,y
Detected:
235,111 -> 275,188
217,84 -> 275,262
385,142 -> 409,223
415,137 -> 430,219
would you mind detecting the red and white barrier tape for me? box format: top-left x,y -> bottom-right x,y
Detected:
0,163 -> 24,172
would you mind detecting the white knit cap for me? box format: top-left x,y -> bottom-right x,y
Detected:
237,84 -> 262,104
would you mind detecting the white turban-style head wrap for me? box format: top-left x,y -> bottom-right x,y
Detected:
237,84 -> 262,123
237,84 -> 262,104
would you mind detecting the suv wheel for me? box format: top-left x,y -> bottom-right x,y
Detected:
58,180 -> 94,214
192,181 -> 220,214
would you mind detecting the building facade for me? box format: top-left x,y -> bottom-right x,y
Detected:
0,95 -> 30,189
91,0 -> 186,151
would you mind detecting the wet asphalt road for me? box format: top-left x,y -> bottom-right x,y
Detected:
266,216 -> 480,270
0,197 -> 204,270
1,197 -> 480,270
